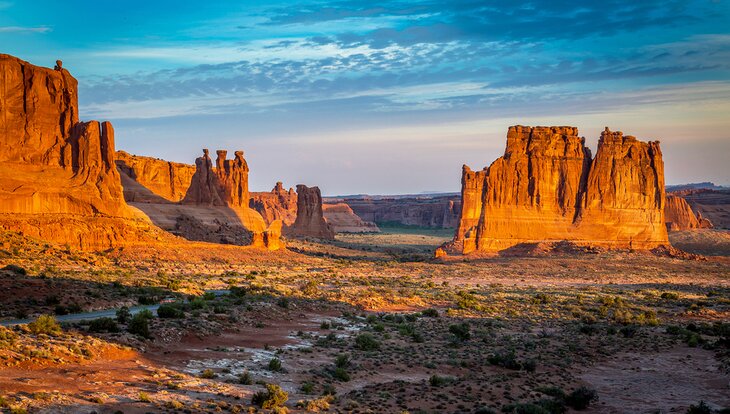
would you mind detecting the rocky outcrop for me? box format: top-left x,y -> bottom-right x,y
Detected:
446,126 -> 669,254
669,189 -> 728,230
665,195 -> 713,231
285,185 -> 335,240
0,54 -> 158,249
341,195 -> 460,229
322,203 -> 380,233
181,149 -> 281,249
116,151 -> 195,202
250,182 -> 298,226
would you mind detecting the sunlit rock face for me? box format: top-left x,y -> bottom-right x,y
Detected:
182,149 -> 282,250
322,203 -> 380,233
285,185 -> 335,240
447,126 -> 669,253
665,195 -> 713,231
0,54 -> 158,249
250,182 -> 298,226
116,151 -> 195,202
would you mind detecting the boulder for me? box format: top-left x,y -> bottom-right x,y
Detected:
445,126 -> 669,254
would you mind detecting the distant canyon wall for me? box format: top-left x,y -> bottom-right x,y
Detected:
338,196 -> 460,229
444,126 -> 669,254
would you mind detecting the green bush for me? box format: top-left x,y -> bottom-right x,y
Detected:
449,322 -> 471,341
116,307 -> 131,324
27,315 -> 61,336
429,375 -> 454,387
251,383 -> 288,409
333,367 -> 350,381
355,333 -> 380,351
335,354 -> 350,368
157,304 -> 184,318
88,317 -> 119,333
239,370 -> 253,385
421,308 -> 439,317
565,387 -> 598,409
200,369 -> 216,379
128,312 -> 151,338
268,357 -> 282,372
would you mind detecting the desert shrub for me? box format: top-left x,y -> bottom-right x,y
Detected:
449,322 -> 471,341
230,286 -> 247,297
157,304 -> 184,318
88,317 -> 119,333
138,295 -> 157,305
335,354 -> 350,368
474,407 -> 497,414
296,395 -> 333,412
67,303 -> 82,313
333,367 -> 350,381
251,384 -> 288,409
320,321 -> 331,329
128,312 -> 151,338
165,400 -> 184,409
532,293 -> 552,304
1,264 -> 26,275
565,387 -> 598,409
0,326 -> 17,344
268,357 -> 282,372
456,291 -> 487,311
138,392 -> 151,402
238,370 -> 253,385
421,308 -> 439,317
116,307 -> 131,324
277,297 -> 290,308
200,369 -> 216,379
300,382 -> 315,394
661,292 -> 680,300
355,333 -> 380,351
429,375 -> 454,387
27,315 -> 61,336
502,402 -> 551,414
54,305 -> 69,315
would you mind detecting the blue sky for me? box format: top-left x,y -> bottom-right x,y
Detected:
2,0 -> 729,194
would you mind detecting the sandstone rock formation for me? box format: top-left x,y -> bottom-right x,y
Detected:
250,182 -> 298,226
341,195 -> 460,229
322,203 -> 380,233
285,185 -> 335,240
669,189 -> 728,229
0,54 -> 158,249
116,151 -> 195,202
181,149 -> 281,249
665,195 -> 713,231
446,126 -> 669,254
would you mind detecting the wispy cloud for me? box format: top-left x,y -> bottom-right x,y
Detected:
0,25 -> 51,33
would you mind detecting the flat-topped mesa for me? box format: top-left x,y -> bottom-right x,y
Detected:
0,54 -> 153,249
444,125 -> 669,254
249,182 -> 298,226
285,185 -> 335,240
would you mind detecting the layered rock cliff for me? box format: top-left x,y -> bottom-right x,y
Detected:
285,185 -> 335,240
446,126 -> 669,254
116,151 -> 195,202
322,203 -> 380,233
0,54 -> 157,249
341,195 -> 460,229
665,195 -> 713,231
250,182 -> 298,226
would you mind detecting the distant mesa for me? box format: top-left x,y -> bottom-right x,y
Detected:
441,126 -> 670,255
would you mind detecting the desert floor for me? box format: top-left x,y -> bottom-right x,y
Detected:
0,228 -> 728,414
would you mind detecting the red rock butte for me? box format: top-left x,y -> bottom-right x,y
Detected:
443,126 -> 669,254
0,54 -> 161,249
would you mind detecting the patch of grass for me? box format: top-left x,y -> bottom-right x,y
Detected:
268,357 -> 282,372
